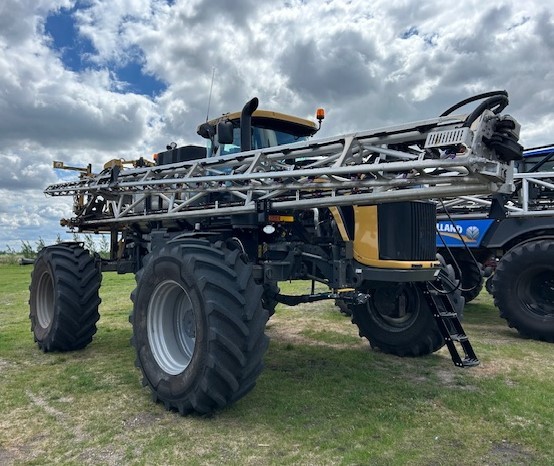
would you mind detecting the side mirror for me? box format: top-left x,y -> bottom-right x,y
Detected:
197,123 -> 215,139
217,121 -> 234,144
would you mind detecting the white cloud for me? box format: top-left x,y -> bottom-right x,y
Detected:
0,0 -> 553,249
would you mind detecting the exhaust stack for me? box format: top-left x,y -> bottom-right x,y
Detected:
240,97 -> 259,152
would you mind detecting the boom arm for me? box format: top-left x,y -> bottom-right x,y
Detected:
45,95 -> 521,231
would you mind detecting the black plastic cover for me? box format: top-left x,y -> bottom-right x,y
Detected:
156,145 -> 206,166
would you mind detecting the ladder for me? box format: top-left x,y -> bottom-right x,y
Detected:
425,286 -> 480,367
45,108 -> 517,231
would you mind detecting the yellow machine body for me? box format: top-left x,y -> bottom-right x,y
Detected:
330,204 -> 440,270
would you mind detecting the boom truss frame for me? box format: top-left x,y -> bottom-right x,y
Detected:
45,109 -> 516,230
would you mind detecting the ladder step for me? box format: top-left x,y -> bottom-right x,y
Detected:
461,357 -> 480,367
448,333 -> 468,342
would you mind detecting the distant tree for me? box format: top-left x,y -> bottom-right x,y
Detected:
68,232 -> 110,258
35,237 -> 46,252
98,235 -> 110,259
20,241 -> 35,258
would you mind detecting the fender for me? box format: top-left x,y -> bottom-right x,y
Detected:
481,217 -> 554,249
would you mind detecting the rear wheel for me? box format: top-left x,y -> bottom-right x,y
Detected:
29,243 -> 101,352
130,239 -> 269,414
335,299 -> 352,316
492,239 -> 554,342
262,281 -> 280,317
351,282 -> 444,357
351,257 -> 463,357
443,252 -> 483,303
485,276 -> 494,294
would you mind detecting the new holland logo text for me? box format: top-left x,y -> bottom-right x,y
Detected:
437,223 -> 480,243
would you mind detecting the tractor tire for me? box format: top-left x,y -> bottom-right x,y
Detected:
453,254 -> 484,303
29,243 -> 101,352
335,299 -> 352,316
130,239 -> 269,415
351,257 -> 463,357
492,239 -> 554,342
262,281 -> 280,317
485,276 -> 494,295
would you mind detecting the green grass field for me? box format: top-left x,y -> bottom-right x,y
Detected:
1,263 -> 553,465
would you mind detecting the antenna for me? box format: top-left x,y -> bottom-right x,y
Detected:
205,67 -> 216,122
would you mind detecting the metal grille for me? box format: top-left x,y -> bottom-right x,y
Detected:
425,127 -> 472,148
378,202 -> 436,261
411,201 -> 437,260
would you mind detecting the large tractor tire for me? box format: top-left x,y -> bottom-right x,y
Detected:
485,275 -> 494,295
492,239 -> 554,342
29,243 -> 102,352
335,299 -> 352,317
350,257 -> 463,357
130,239 -> 269,415
262,281 -> 280,317
441,251 -> 483,303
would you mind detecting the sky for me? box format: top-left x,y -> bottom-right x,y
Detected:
0,0 -> 553,251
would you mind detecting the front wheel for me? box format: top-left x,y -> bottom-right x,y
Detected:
130,239 -> 269,414
28,243 -> 102,352
492,239 -> 554,342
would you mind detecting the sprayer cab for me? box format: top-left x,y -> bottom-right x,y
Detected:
197,98 -> 320,157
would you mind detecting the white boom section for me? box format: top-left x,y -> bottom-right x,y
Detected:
45,110 -> 515,229
439,171 -> 554,218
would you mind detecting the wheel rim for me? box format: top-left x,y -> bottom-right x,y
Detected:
36,271 -> 55,328
147,280 -> 197,375
369,284 -> 420,330
518,267 -> 554,317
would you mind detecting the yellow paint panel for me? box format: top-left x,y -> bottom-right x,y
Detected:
353,206 -> 379,263
329,207 -> 350,241
353,205 -> 439,269
207,110 -> 318,131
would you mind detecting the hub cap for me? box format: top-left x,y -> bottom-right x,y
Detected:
371,284 -> 420,329
147,280 -> 196,375
519,268 -> 554,316
36,271 -> 55,328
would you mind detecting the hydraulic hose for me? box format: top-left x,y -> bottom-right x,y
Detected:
440,90 -> 508,118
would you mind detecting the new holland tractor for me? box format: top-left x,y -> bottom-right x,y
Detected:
437,144 -> 554,342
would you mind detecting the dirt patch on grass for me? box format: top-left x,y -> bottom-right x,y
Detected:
484,441 -> 535,465
467,350 -> 552,381
26,390 -> 66,419
122,412 -> 163,429
25,390 -> 88,444
267,310 -> 367,351
0,448 -> 18,465
77,445 -> 125,465
0,358 -> 16,371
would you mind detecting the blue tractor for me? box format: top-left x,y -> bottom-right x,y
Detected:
437,145 -> 554,342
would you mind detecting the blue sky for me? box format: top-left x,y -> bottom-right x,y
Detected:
45,5 -> 166,96
45,6 -> 94,73
0,0 -> 553,251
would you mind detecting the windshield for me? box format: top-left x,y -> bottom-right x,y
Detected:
209,126 -> 310,157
